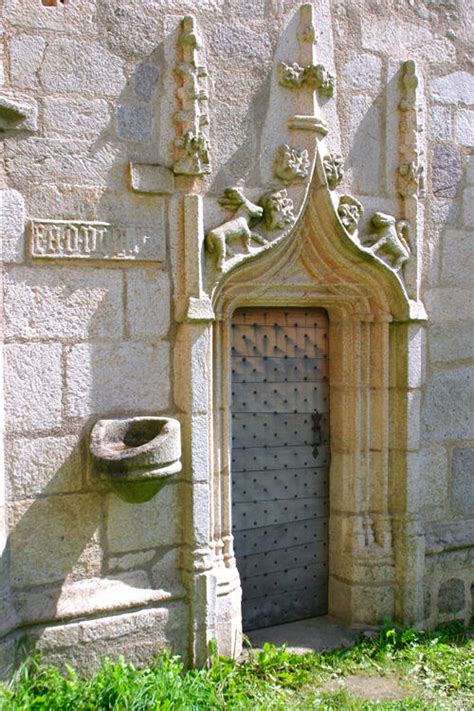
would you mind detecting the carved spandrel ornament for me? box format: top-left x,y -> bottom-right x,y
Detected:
362,212 -> 411,272
273,144 -> 310,183
205,188 -> 295,271
337,195 -> 364,235
174,15 -> 211,176
278,61 -> 335,97
323,153 -> 344,190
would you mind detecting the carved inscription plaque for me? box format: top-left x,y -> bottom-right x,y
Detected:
29,220 -> 164,262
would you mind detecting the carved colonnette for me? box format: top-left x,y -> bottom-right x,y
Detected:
397,59 -> 426,302
174,15 -> 211,176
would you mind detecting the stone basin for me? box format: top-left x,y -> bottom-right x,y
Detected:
90,416 -> 182,503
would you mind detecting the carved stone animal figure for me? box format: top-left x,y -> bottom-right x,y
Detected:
205,189 -> 266,271
363,212 -> 411,271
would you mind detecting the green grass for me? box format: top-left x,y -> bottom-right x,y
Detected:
0,621 -> 472,710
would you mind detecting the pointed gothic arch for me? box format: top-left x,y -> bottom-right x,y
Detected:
178,148 -> 428,659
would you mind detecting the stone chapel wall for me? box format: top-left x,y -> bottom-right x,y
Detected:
0,0 -> 472,675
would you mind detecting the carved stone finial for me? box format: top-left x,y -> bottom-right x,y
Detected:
278,61 -> 335,97
174,15 -> 211,176
362,212 -> 411,271
273,144 -> 310,183
323,153 -> 344,190
260,189 -> 295,231
337,195 -> 364,235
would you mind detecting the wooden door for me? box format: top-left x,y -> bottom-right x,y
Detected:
231,308 -> 330,630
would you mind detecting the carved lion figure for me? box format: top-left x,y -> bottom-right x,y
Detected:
337,195 -> 364,234
363,212 -> 411,271
260,190 -> 295,231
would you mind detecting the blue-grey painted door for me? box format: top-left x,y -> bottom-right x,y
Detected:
231,308 -> 330,630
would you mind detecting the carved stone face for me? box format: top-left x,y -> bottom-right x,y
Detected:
260,190 -> 295,231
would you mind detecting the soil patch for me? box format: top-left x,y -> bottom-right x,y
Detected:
325,674 -> 413,701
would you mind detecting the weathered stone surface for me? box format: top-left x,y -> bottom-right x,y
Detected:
0,637 -> 15,681
431,71 -> 474,106
28,184 -> 104,222
425,520 -> 474,554
451,448 -> 474,517
106,483 -> 181,552
361,20 -> 455,63
129,163 -> 174,194
3,0 -> 97,34
425,288 -> 474,322
4,344 -> 62,434
126,268 -> 170,339
108,550 -> 156,572
151,547 -> 181,588
463,187 -> 474,227
6,435 -> 82,500
422,366 -> 474,442
430,320 -> 474,363
134,64 -> 161,102
430,105 -> 452,142
98,3 -> 165,57
347,94 -> 381,195
342,53 -> 382,92
466,155 -> 474,185
43,96 -> 110,136
4,267 -> 123,341
440,229 -> 474,286
34,603 -> 188,675
40,40 -> 126,97
454,109 -> 474,146
431,144 -> 462,198
419,447 -> 449,520
8,494 -> 101,588
438,578 -> 465,614
0,189 -> 25,263
10,34 -> 46,90
117,105 -> 153,142
210,23 -> 272,63
66,341 -> 170,417
5,137 -> 122,187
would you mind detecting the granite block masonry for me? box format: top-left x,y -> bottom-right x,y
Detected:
0,0 -> 472,676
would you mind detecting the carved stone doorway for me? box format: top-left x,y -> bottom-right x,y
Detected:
230,307 -> 330,630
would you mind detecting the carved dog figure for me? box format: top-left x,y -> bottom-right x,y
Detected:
363,212 -> 411,271
206,189 -> 266,271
